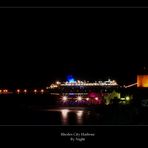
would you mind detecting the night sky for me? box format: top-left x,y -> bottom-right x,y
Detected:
0,1 -> 148,7
0,9 -> 147,88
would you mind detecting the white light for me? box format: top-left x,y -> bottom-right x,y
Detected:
50,84 -> 58,89
17,89 -> 20,93
76,110 -> 84,124
95,97 -> 98,101
34,89 -> 37,93
126,96 -> 130,101
86,98 -> 89,101
49,79 -> 118,88
121,98 -> 125,100
56,81 -> 60,85
77,96 -> 82,101
61,109 -> 69,116
61,109 -> 69,123
77,111 -> 83,117
62,96 -> 67,101
41,89 -> 44,93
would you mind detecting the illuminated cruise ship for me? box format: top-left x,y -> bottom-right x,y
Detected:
45,76 -> 134,106
47,75 -> 118,93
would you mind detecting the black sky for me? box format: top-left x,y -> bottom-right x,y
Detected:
0,1 -> 148,7
0,9 -> 147,88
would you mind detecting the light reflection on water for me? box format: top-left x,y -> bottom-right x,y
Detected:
44,93 -> 101,125
46,108 -> 85,125
61,109 -> 84,125
61,109 -> 69,125
76,111 -> 83,124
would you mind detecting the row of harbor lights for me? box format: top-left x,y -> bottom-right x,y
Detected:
62,96 -> 99,101
0,89 -> 8,93
16,89 -> 44,93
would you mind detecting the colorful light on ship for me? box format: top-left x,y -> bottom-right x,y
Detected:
67,75 -> 76,83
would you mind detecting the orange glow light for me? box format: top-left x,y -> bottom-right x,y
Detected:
137,75 -> 148,87
4,89 -> 8,93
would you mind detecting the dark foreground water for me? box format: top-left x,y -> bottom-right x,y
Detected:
0,94 -> 148,125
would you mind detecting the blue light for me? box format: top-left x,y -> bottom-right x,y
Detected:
67,75 -> 76,83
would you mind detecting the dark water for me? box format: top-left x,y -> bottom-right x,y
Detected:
0,93 -> 148,125
41,107 -> 101,125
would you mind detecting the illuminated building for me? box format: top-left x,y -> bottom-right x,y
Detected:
137,67 -> 148,88
137,75 -> 148,87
